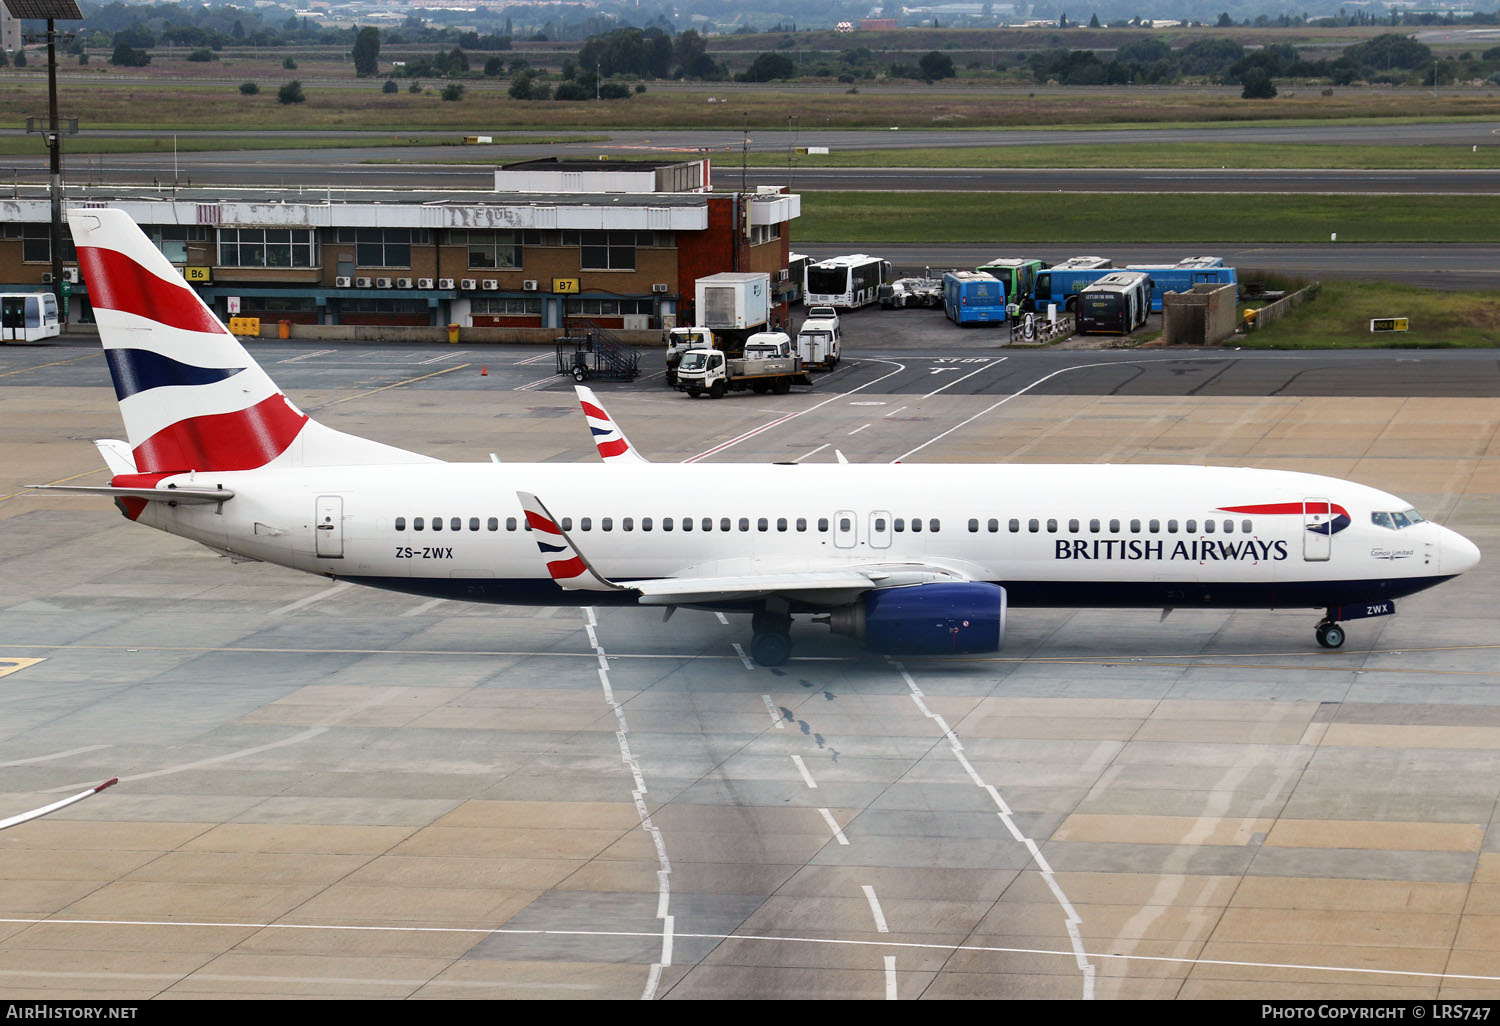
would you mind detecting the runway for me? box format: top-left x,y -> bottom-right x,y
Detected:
1,336 -> 1498,999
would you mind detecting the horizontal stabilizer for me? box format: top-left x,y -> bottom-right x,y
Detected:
29,483 -> 234,505
93,439 -> 137,476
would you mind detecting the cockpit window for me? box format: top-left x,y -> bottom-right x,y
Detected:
1373,509 -> 1426,530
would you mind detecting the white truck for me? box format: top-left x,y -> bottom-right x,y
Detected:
795,316 -> 841,370
675,331 -> 812,399
663,326 -> 714,387
666,272 -> 777,387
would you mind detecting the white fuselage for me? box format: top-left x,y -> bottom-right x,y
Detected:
131,461 -> 1474,613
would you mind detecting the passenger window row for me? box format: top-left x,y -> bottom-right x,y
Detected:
389,514 -> 1252,537
394,515 -> 842,534
967,517 -> 1256,535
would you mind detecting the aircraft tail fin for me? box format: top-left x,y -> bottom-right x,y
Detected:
575,385 -> 647,463
68,207 -> 436,474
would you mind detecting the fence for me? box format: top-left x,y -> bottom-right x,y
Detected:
1244,283 -> 1320,332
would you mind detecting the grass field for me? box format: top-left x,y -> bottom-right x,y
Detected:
762,141 -> 1500,170
6,72 -> 1500,132
795,192 -> 1500,244
1237,280 -> 1500,348
0,134 -> 600,158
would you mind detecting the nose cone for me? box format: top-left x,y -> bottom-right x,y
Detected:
1445,528 -> 1482,575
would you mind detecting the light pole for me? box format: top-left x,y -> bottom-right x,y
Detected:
7,0 -> 83,319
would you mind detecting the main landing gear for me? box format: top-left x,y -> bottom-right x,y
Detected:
749,608 -> 793,667
1315,619 -> 1346,649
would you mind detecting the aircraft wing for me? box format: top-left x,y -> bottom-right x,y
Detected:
628,569 -> 878,605
627,563 -> 975,605
517,489 -> 980,605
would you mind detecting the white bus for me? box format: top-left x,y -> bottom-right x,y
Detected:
1077,271 -> 1153,335
804,253 -> 891,310
0,292 -> 61,343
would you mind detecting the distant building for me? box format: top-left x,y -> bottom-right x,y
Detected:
1,6 -> 21,53
0,158 -> 802,332
859,18 -> 899,29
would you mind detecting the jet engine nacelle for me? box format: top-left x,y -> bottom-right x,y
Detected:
826,582 -> 1007,655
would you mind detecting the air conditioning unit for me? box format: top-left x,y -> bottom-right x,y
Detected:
335,276 -> 352,288
438,278 -> 455,290
522,279 -> 538,291
482,279 -> 499,291
355,277 -> 373,288
63,268 -> 80,283
652,283 -> 669,294
396,277 -> 413,289
40,272 -> 52,284
460,279 -> 477,290
417,278 -> 434,289
375,277 -> 393,289
775,269 -> 789,283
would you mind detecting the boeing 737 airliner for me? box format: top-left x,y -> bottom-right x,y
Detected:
36,209 -> 1481,666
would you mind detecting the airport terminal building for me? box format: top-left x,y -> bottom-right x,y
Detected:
0,157 -> 802,332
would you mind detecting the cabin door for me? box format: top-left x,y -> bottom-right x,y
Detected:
315,496 -> 345,558
1303,498 -> 1332,562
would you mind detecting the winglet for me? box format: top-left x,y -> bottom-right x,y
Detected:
576,386 -> 647,463
515,491 -> 628,592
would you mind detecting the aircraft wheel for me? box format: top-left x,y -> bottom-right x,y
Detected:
750,631 -> 792,667
1316,622 -> 1345,649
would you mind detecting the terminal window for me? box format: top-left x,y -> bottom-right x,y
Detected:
455,229 -> 540,270
218,228 -> 318,268
7,223 -> 76,264
336,228 -> 430,269
564,230 -> 659,271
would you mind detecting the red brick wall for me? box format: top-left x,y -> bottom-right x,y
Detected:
675,194 -> 750,326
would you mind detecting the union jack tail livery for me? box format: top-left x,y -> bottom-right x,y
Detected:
68,208 -> 434,475
575,385 -> 647,463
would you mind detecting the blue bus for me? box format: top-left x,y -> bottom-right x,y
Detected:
1031,266 -> 1113,314
1125,265 -> 1238,312
943,271 -> 1006,326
